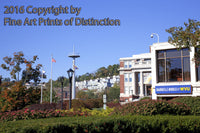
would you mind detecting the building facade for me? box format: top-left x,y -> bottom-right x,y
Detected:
119,53 -> 152,102
151,42 -> 200,99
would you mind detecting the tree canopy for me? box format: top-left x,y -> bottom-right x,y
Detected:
1,51 -> 46,85
1,51 -> 25,81
166,19 -> 200,64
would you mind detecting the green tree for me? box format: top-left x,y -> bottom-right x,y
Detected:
107,83 -> 120,102
112,64 -> 119,75
96,67 -> 108,78
1,52 -> 25,81
77,89 -> 103,99
22,64 -> 46,85
76,90 -> 88,99
1,51 -> 44,83
45,76 -> 69,88
166,19 -> 200,64
42,87 -> 60,103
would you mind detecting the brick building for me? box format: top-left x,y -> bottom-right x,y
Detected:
119,53 -> 152,102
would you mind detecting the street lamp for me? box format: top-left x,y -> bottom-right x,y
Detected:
67,68 -> 74,110
58,76 -> 64,110
151,33 -> 159,43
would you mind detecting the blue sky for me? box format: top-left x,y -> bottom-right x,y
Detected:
0,0 -> 200,81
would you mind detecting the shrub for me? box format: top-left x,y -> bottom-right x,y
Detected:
0,82 -> 40,112
28,99 -> 103,111
71,100 -> 86,110
1,115 -> 200,133
91,107 -> 114,116
107,101 -> 121,108
0,108 -> 92,122
140,96 -> 151,101
171,96 -> 200,115
28,103 -> 59,111
82,99 -> 103,109
113,99 -> 191,115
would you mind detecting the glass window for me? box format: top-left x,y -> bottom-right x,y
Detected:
157,51 -> 165,59
144,58 -> 151,61
166,49 -> 181,58
166,58 -> 182,82
124,61 -> 128,68
129,61 -> 132,68
124,61 -> 131,68
157,59 -> 165,82
183,48 -> 190,56
129,73 -> 132,82
157,48 -> 190,82
124,73 -> 128,82
183,57 -> 190,81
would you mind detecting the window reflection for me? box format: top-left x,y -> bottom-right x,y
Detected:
166,58 -> 182,82
157,59 -> 165,82
183,57 -> 190,81
157,48 -> 190,82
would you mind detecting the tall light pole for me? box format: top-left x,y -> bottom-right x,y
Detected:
68,46 -> 80,99
151,33 -> 159,43
67,68 -> 74,110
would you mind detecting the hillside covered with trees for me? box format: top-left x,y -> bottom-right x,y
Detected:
76,64 -> 119,81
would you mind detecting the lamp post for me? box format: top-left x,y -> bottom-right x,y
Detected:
151,33 -> 159,43
59,76 -> 64,110
67,68 -> 74,110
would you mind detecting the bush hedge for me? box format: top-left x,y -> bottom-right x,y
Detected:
113,99 -> 191,115
0,108 -> 91,122
170,97 -> 200,115
0,82 -> 40,112
1,115 -> 200,133
107,101 -> 121,108
28,98 -> 103,111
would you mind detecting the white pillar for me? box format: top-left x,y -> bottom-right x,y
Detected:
132,72 -> 136,95
140,72 -> 144,97
151,45 -> 157,100
190,47 -> 196,95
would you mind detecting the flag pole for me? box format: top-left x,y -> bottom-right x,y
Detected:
50,55 -> 53,103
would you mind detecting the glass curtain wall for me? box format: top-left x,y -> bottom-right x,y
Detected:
157,48 -> 190,82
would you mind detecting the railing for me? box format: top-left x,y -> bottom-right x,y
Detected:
120,61 -> 151,69
134,61 -> 151,65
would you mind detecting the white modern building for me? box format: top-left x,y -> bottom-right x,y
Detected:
119,53 -> 152,102
151,42 -> 200,99
76,75 -> 120,92
119,41 -> 200,102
